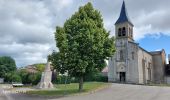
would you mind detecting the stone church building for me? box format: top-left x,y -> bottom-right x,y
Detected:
108,1 -> 167,84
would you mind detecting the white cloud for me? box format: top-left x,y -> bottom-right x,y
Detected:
0,0 -> 170,67
0,0 -> 56,67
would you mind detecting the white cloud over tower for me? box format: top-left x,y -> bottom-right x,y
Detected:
0,0 -> 170,67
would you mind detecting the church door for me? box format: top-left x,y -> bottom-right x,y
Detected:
119,72 -> 126,82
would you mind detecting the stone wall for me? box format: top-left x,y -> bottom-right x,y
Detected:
151,50 -> 166,83
137,47 -> 153,84
127,42 -> 139,83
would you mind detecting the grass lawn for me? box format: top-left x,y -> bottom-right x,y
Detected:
27,82 -> 110,96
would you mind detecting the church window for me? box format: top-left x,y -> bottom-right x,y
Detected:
122,27 -> 126,36
118,28 -> 122,37
120,50 -> 124,60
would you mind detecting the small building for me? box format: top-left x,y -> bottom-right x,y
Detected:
0,78 -> 4,83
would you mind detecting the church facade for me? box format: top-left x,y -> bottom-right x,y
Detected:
108,1 -> 166,84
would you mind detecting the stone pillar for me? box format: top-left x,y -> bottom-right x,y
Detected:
37,62 -> 54,89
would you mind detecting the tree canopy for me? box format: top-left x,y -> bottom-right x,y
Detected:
50,2 -> 115,91
0,56 -> 17,77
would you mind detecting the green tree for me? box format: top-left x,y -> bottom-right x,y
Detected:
27,73 -> 41,85
0,56 -> 17,77
5,71 -> 21,82
18,69 -> 29,84
34,63 -> 45,72
52,2 -> 115,91
18,69 -> 41,85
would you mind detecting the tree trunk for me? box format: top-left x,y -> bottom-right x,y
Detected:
79,76 -> 84,92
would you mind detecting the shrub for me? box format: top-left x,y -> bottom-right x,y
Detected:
18,69 -> 41,85
84,73 -> 108,82
4,71 -> 22,82
54,75 -> 71,84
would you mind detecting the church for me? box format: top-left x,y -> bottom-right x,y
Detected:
108,1 -> 167,84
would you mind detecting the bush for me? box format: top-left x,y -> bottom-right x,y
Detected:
52,73 -> 108,84
27,73 -> 41,85
12,74 -> 22,82
4,71 -> 22,82
53,75 -> 71,84
18,69 -> 41,85
93,74 -> 108,82
0,56 -> 17,78
84,73 -> 108,82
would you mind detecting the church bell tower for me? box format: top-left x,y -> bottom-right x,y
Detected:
113,1 -> 134,83
115,1 -> 134,41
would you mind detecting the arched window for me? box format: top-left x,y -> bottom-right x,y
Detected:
122,27 -> 126,36
118,28 -> 122,37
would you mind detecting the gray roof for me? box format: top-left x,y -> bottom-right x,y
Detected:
115,1 -> 133,26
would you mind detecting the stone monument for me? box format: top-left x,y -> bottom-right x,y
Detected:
37,61 -> 53,89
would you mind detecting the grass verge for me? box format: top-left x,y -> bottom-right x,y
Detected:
27,82 -> 110,97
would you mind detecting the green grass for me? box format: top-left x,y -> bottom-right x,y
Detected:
27,82 -> 110,96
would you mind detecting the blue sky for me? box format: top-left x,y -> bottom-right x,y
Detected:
137,34 -> 170,63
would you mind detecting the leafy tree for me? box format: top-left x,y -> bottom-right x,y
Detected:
48,52 -> 65,74
27,73 -> 41,85
0,56 -> 17,77
4,71 -> 21,82
18,69 -> 41,85
19,69 -> 29,84
11,73 -> 22,82
51,2 -> 115,91
34,63 -> 45,72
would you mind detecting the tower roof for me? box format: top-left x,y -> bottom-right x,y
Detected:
115,1 -> 133,26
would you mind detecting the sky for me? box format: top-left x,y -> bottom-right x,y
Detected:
0,0 -> 170,67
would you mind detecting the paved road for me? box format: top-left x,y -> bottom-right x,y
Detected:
0,90 -> 48,100
0,88 -> 8,100
52,83 -> 170,100
2,84 -> 170,100
0,85 -> 47,100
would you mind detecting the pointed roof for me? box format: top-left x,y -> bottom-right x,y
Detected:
115,1 -> 133,26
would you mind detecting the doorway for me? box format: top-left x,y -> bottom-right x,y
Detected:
119,72 -> 126,82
